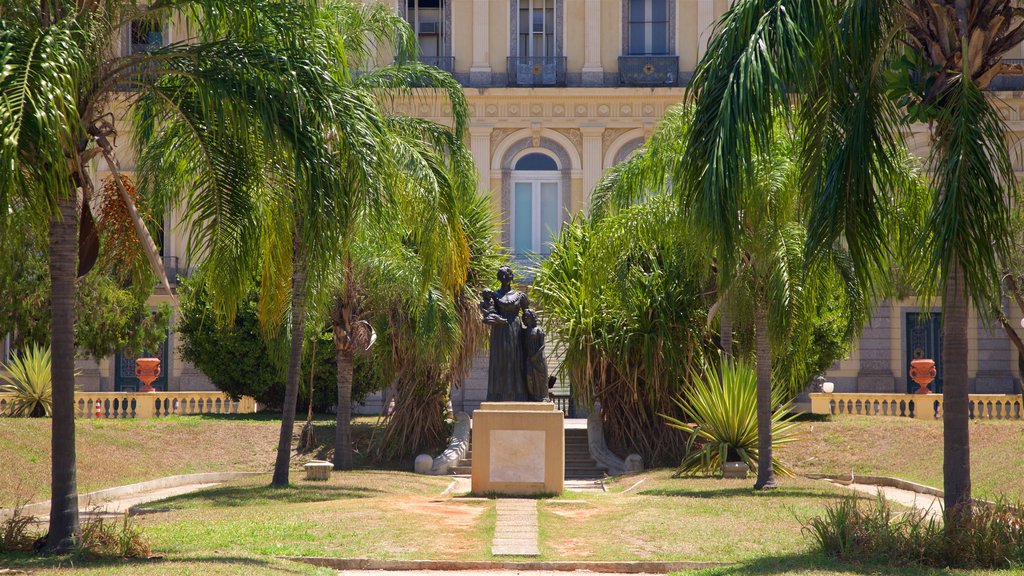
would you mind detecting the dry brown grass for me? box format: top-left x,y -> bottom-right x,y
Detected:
777,417 -> 1024,499
0,415 -> 374,504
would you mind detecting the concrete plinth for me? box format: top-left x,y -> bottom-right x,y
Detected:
471,402 -> 564,495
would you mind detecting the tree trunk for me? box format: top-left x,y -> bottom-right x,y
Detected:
333,342 -> 354,471
46,193 -> 81,552
942,255 -> 972,519
271,248 -> 307,486
720,299 -> 733,358
753,306 -> 777,490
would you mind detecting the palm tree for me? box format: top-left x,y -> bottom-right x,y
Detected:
683,0 -> 1022,517
325,112 -> 479,470
135,0 -> 472,482
593,112 -> 876,485
0,0 -> 355,548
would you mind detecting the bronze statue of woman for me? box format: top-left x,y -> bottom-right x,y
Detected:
480,265 -> 529,401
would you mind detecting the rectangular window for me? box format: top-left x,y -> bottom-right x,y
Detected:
514,183 -> 534,254
518,0 -> 555,57
628,0 -> 669,55
406,0 -> 446,61
128,19 -> 162,55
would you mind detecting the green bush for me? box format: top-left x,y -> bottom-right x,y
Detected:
663,358 -> 801,477
0,344 -> 53,417
176,276 -> 378,410
805,496 -> 1024,568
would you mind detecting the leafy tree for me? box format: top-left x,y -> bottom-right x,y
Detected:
0,215 -> 170,362
681,0 -> 1023,517
176,275 -> 378,409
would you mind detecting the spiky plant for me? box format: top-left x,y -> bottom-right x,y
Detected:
663,357 -> 801,477
0,344 -> 53,417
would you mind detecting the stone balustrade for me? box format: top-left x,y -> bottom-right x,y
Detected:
810,393 -> 1024,420
0,391 -> 256,419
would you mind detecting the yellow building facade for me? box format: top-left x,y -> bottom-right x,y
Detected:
60,0 -> 1022,405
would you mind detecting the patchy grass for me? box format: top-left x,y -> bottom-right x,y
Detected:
0,414 -> 386,505
776,417 -> 1024,499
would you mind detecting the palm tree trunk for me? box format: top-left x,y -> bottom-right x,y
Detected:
720,299 -> 733,358
46,193 -> 80,552
942,254 -> 972,519
753,306 -> 777,490
271,246 -> 307,486
333,341 -> 354,471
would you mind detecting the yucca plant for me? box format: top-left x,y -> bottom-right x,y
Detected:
663,358 -> 801,477
0,344 -> 53,417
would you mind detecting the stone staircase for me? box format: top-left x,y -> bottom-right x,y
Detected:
450,427 -> 607,479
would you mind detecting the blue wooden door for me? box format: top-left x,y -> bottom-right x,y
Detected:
905,312 -> 943,393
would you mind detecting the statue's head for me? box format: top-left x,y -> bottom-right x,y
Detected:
523,308 -> 537,327
497,265 -> 514,284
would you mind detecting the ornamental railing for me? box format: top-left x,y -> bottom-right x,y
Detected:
420,56 -> 455,74
0,391 -> 256,419
809,393 -> 1024,420
618,55 -> 679,86
507,57 -> 567,87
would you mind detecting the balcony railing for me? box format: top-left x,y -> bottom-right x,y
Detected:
420,56 -> 455,74
0,391 -> 256,419
507,57 -> 566,87
809,392 -> 1024,420
619,55 -> 679,86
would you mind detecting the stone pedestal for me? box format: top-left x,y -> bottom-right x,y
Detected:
471,402 -> 564,495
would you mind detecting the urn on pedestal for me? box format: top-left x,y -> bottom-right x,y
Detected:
135,358 -> 161,393
909,359 -> 936,395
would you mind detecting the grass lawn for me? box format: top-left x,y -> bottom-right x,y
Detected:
2,469 -> 1016,576
777,416 -> 1024,500
0,414 -> 384,505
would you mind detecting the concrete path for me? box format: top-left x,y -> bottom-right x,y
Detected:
338,571 -> 661,576
492,499 -> 540,556
831,481 -> 943,519
81,482 -> 222,518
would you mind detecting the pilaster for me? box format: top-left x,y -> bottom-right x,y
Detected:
469,126 -> 493,195
580,127 -> 604,213
470,0 -> 492,85
581,0 -> 604,86
697,0 -> 714,59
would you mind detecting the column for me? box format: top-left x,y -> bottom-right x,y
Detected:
470,0 -> 492,85
581,0 -> 604,85
974,299 -> 1015,393
697,0 -> 715,60
469,126 -> 493,196
580,127 -> 604,214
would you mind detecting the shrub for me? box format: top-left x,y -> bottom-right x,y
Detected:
663,358 -> 801,476
80,512 -> 151,558
0,504 -> 40,551
805,496 -> 1024,568
0,344 -> 53,417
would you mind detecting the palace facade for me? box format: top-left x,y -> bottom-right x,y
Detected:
35,0 -> 1022,409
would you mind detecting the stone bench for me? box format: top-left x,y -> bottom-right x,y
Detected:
303,460 -> 333,481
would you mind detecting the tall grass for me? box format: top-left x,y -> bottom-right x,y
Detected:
805,496 -> 1024,568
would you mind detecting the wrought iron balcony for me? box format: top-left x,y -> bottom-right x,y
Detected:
507,57 -> 567,87
419,56 -> 455,74
619,55 -> 679,86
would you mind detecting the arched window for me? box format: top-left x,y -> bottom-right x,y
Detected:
511,151 -> 561,256
515,152 -> 558,171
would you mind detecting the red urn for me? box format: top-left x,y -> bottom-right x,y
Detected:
135,357 -> 161,393
909,359 -> 936,395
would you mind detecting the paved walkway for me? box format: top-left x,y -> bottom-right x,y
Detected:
492,499 -> 540,556
338,571 -> 662,576
831,481 -> 943,519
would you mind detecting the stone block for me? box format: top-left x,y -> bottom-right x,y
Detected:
471,403 -> 564,495
722,462 -> 748,479
303,460 -> 332,481
414,454 -> 433,475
